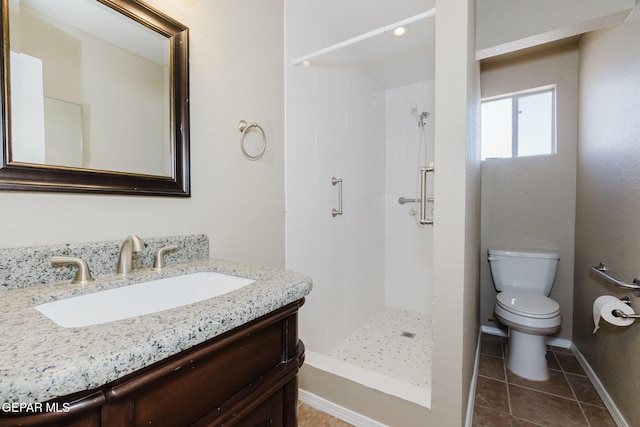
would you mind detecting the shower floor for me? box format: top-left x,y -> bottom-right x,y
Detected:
328,308 -> 432,389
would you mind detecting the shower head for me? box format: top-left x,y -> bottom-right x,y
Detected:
409,105 -> 420,122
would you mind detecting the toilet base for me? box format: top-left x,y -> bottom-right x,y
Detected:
506,329 -> 549,381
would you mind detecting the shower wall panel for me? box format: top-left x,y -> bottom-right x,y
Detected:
384,81 -> 435,314
285,1 -> 386,355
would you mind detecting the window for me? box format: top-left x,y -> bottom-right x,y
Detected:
481,87 -> 556,160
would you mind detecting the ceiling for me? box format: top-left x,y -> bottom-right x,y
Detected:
303,0 -> 436,89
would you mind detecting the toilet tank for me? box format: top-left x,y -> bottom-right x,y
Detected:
488,249 -> 560,295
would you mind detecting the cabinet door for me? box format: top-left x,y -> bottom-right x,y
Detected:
118,322 -> 284,427
232,389 -> 283,427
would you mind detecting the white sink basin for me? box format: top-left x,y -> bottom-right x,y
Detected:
35,272 -> 255,328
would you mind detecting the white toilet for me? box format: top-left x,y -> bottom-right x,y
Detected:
488,249 -> 562,381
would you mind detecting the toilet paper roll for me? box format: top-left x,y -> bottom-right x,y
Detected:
593,295 -> 635,334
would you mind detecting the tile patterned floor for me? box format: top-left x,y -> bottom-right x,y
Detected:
472,333 -> 617,427
299,329 -> 617,426
328,308 -> 431,388
298,403 -> 354,427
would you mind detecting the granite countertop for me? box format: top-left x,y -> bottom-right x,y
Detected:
0,259 -> 312,404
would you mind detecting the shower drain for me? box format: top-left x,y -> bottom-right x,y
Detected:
400,331 -> 416,338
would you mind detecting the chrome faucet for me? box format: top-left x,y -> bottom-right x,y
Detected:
117,234 -> 145,276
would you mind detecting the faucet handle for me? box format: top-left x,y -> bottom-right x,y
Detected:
153,245 -> 179,269
52,256 -> 95,285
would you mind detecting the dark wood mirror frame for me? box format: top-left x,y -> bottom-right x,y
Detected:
0,0 -> 190,197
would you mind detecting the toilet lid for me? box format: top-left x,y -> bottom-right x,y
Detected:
496,292 -> 561,318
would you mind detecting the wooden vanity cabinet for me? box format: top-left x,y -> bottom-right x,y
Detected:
1,300 -> 305,427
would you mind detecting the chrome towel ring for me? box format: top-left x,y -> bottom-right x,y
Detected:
238,120 -> 266,161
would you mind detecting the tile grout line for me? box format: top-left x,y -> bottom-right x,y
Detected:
505,340 -> 584,424
553,348 -> 593,427
500,337 -> 514,417
476,333 -> 617,426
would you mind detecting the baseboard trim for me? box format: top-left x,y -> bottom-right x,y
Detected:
480,325 -> 572,349
571,345 -> 629,427
298,389 -> 389,427
465,327 -> 482,427
480,325 -> 507,338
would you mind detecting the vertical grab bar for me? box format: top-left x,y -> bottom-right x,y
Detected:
332,177 -> 343,217
419,165 -> 434,225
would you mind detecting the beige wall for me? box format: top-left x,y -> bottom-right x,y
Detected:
0,0 -> 286,268
19,6 -> 83,103
479,43 -> 579,342
574,6 -> 640,424
431,0 -> 480,424
81,35 -> 167,174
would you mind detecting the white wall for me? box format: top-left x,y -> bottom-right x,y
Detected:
0,0 -> 286,269
9,52 -> 46,164
384,81 -> 434,314
285,0 -> 386,355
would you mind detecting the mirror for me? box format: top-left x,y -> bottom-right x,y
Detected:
0,0 -> 190,196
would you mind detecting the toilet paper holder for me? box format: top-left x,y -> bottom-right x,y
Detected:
611,297 -> 638,318
611,297 -> 640,318
612,309 -> 640,319
591,263 -> 640,297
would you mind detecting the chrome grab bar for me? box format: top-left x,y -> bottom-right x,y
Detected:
419,165 -> 434,225
398,196 -> 434,205
332,177 -> 343,217
591,262 -> 640,296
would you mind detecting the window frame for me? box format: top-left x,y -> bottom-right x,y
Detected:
481,85 -> 557,160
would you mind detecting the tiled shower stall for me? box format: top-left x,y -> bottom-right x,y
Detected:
285,0 -> 435,403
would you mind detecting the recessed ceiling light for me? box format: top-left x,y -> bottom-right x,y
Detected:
393,26 -> 407,37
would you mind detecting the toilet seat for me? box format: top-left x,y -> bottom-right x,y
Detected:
494,292 -> 562,336
496,292 -> 561,319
